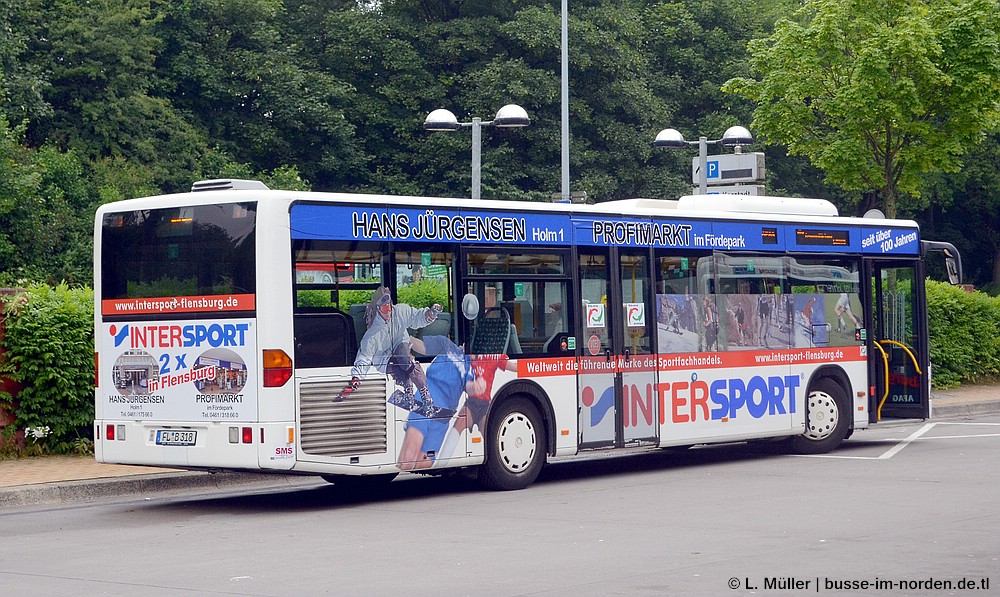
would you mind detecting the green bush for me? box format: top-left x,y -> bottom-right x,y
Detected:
296,280 -> 449,313
295,288 -> 376,310
397,278 -> 450,310
0,283 -> 94,452
337,288 -> 380,311
926,280 -> 1000,388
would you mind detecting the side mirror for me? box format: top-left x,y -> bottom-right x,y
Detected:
922,240 -> 962,286
945,254 -> 960,285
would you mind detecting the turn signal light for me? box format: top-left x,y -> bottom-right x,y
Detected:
262,349 -> 293,387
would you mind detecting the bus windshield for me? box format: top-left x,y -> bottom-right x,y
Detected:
100,202 -> 257,317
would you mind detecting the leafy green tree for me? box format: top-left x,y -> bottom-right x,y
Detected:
276,4 -> 437,196
725,0 -> 1000,218
29,0 -> 205,192
0,0 -> 50,125
920,133 -> 1000,287
291,1 -> 706,201
0,114 -> 40,284
156,0 -> 360,191
29,145 -> 94,283
642,0 -> 790,199
0,113 -> 95,285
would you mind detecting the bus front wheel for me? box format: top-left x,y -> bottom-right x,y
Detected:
477,398 -> 546,491
789,379 -> 850,455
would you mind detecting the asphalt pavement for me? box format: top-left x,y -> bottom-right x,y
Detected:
2,384 -> 998,510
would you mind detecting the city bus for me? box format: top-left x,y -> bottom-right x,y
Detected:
93,180 -> 961,490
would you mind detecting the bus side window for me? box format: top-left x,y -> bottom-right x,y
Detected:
654,252 -> 703,354
392,247 -> 456,358
462,251 -> 570,356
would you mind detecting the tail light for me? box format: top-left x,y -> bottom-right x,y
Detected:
262,349 -> 292,387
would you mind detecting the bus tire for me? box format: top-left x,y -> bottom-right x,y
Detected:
789,378 -> 850,455
477,398 -> 546,491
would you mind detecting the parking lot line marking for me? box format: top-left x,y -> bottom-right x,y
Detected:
918,433 -> 1000,440
877,422 -> 936,459
798,422 -> 937,460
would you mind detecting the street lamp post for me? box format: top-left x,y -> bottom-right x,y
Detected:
424,104 -> 530,200
653,126 -> 753,195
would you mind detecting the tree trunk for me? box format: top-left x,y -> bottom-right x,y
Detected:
884,186 -> 898,220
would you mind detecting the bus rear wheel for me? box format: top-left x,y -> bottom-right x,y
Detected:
789,378 -> 850,455
477,398 -> 546,491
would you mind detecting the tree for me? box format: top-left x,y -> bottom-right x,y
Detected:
28,0 -> 206,192
642,0 -> 795,199
725,0 -> 1000,218
920,133 -> 1000,287
0,114 -> 92,284
0,0 -> 50,126
293,0 -> 764,202
0,114 -> 40,283
157,0 -> 361,191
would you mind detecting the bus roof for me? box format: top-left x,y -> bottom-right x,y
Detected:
96,185 -> 918,232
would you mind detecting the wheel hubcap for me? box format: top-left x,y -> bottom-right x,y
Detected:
498,412 -> 536,472
804,390 -> 839,441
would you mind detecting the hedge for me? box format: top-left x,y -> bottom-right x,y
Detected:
926,280 -> 1000,388
0,283 -> 94,453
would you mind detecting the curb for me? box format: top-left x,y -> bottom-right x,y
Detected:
0,470 -> 318,510
932,400 -> 1000,419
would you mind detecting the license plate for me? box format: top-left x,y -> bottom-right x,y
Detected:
154,430 -> 197,446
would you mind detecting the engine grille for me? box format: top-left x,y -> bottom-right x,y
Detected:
299,378 -> 388,457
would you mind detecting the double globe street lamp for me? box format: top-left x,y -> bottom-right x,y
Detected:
423,104 -> 531,200
654,125 -> 753,195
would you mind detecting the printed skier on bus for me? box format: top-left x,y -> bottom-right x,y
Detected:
337,286 -> 441,412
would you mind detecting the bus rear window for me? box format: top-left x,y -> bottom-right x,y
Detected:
101,203 -> 256,315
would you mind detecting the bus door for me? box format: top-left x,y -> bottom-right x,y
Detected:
866,260 -> 930,420
577,247 -> 658,448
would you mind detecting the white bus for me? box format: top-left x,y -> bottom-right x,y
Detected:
93,181 -> 960,490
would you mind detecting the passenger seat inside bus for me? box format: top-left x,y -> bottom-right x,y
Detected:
470,307 -> 521,355
294,311 -> 357,368
414,311 -> 452,340
348,304 -> 367,348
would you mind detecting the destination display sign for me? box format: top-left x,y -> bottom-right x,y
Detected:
796,228 -> 851,247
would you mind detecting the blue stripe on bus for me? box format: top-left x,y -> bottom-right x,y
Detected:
289,204 -> 919,255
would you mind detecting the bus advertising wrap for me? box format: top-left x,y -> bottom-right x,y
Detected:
99,318 -> 257,421
290,204 -> 920,255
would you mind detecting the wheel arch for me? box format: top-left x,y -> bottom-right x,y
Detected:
805,365 -> 853,426
490,379 -> 556,457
